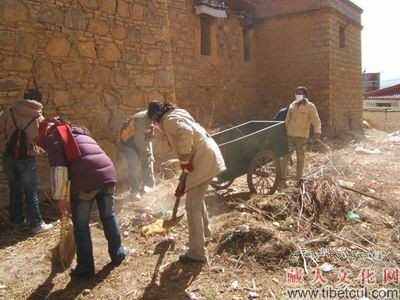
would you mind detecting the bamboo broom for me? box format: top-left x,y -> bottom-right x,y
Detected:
51,181 -> 76,269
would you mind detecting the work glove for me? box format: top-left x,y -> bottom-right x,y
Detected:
180,161 -> 194,173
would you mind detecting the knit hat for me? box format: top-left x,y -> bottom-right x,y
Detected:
24,88 -> 43,103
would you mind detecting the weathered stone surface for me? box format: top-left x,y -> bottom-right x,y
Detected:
37,7 -> 64,25
65,8 -> 87,30
123,50 -> 144,65
158,71 -> 174,88
146,49 -> 161,65
78,0 -> 98,9
46,37 -> 71,57
99,0 -> 116,14
3,56 -> 32,71
0,0 -> 28,23
16,33 -> 38,55
53,90 -> 73,107
0,78 -> 27,91
111,24 -> 126,40
126,27 -> 140,42
77,42 -> 97,58
0,31 -> 14,48
136,74 -> 154,87
62,61 -> 87,83
88,19 -> 109,36
91,65 -> 111,84
117,1 -> 130,18
34,58 -> 56,84
114,71 -> 129,87
141,29 -> 156,44
103,89 -> 122,105
132,4 -> 144,20
100,43 -> 121,62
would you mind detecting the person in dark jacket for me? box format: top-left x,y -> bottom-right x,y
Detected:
273,106 -> 289,122
37,118 -> 127,277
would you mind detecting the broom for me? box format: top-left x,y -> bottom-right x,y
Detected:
51,181 -> 76,269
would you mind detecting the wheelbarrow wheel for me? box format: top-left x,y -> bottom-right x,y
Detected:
210,177 -> 234,190
247,150 -> 280,195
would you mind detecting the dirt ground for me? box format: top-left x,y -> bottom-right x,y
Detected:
0,128 -> 399,300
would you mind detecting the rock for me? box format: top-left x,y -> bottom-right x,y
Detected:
78,0 -> 98,8
249,291 -> 259,298
0,0 -> 28,23
100,43 -> 121,62
113,71 -> 129,87
15,32 -> 37,55
37,7 -> 64,25
136,74 -> 153,87
126,27 -> 140,42
53,90 -> 73,107
34,58 -> 56,84
83,289 -> 91,295
46,38 -> 71,57
123,231 -> 129,237
131,4 -> 144,20
158,71 -> 174,88
3,56 -> 32,71
99,0 -> 116,14
141,29 -> 156,44
123,50 -> 144,65
77,42 -> 97,59
65,8 -> 87,30
118,0 -> 130,18
62,62 -> 87,83
0,78 -> 27,91
146,49 -> 161,65
111,24 -> 126,40
88,19 -> 109,36
91,65 -> 111,84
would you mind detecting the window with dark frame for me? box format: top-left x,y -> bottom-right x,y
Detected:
200,16 -> 211,56
243,29 -> 251,61
339,25 -> 346,48
376,103 -> 392,108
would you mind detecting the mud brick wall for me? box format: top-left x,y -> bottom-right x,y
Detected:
168,0 -> 259,128
363,109 -> 400,132
0,0 -> 176,200
328,11 -> 363,133
255,10 -> 331,127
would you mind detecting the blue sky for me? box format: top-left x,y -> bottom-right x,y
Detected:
351,0 -> 400,82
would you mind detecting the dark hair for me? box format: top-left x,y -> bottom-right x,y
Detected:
24,88 -> 42,103
147,100 -> 175,122
295,86 -> 308,96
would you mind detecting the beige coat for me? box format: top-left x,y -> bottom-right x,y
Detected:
285,98 -> 321,138
0,99 -> 44,154
160,108 -> 226,191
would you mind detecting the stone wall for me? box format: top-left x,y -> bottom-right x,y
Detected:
363,109 -> 400,132
0,0 -> 176,197
255,10 -> 331,125
168,0 -> 259,128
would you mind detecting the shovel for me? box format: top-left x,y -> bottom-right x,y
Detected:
162,172 -> 187,229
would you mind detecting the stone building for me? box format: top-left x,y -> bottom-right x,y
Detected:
0,0 -> 362,196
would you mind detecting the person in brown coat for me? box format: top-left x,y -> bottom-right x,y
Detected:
147,100 -> 226,264
0,88 -> 53,234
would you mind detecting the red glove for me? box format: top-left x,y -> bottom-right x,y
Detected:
175,183 -> 185,197
180,162 -> 194,173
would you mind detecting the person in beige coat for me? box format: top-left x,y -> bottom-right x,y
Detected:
281,86 -> 321,186
0,88 -> 53,234
147,100 -> 226,264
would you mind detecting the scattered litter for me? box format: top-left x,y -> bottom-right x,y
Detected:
249,291 -> 259,298
123,231 -> 129,237
141,219 -> 167,237
83,289 -> 91,295
321,263 -> 334,273
231,280 -> 239,290
236,224 -> 250,233
355,146 -> 382,155
347,211 -> 360,222
386,131 -> 400,143
272,278 -> 279,284
272,222 -> 280,228
0,285 -> 6,290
